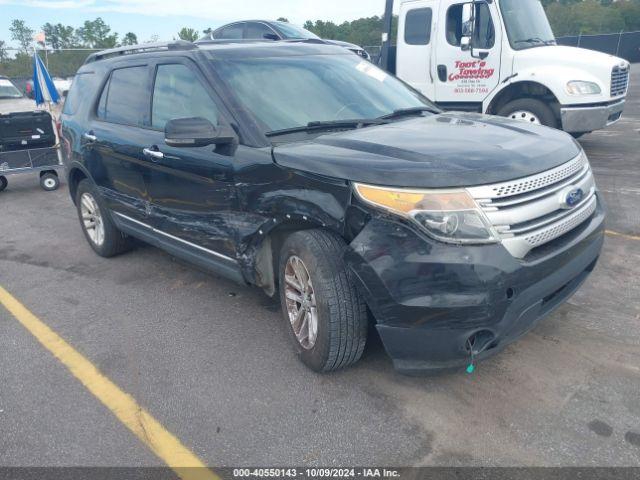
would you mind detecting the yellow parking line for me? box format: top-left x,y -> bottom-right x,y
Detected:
0,285 -> 219,480
606,230 -> 640,242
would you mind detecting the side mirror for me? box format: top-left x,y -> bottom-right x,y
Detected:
461,36 -> 471,51
164,117 -> 237,148
263,33 -> 280,41
461,3 -> 473,50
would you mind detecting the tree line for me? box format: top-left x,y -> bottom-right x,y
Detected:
1,0 -> 639,77
0,18 -> 202,78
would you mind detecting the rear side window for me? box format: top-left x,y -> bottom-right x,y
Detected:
217,24 -> 244,39
62,72 -> 93,115
151,64 -> 218,130
405,8 -> 432,45
97,66 -> 148,126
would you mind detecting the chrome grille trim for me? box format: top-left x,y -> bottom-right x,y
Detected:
467,153 -> 587,200
611,65 -> 629,97
467,153 -> 598,259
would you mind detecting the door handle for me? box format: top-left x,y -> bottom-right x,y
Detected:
143,147 -> 164,161
83,131 -> 97,142
437,65 -> 448,83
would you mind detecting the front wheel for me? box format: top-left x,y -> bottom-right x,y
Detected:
0,176 -> 7,192
497,98 -> 558,129
278,230 -> 368,372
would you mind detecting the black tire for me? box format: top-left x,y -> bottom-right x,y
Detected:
39,172 -> 60,191
278,229 -> 368,372
75,179 -> 133,258
571,132 -> 588,139
498,98 -> 558,129
0,176 -> 7,192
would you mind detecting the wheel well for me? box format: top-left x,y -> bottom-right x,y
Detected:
254,221 -> 342,297
68,168 -> 87,204
488,81 -> 560,117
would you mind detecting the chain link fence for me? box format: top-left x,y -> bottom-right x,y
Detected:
556,31 -> 639,63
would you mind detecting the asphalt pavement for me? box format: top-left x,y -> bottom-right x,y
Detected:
0,70 -> 639,469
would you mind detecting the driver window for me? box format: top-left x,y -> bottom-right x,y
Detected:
473,3 -> 495,49
151,64 -> 219,131
446,3 -> 495,49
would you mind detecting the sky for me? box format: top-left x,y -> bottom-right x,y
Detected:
0,0 -> 390,48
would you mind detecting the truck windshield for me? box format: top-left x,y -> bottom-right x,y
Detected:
499,0 -> 556,50
214,54 -> 435,133
0,79 -> 23,99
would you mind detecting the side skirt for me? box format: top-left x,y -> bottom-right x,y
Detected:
112,212 -> 246,285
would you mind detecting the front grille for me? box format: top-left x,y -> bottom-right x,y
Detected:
611,65 -> 629,97
467,153 -> 597,259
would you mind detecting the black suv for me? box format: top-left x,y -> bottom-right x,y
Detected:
60,40 -> 605,374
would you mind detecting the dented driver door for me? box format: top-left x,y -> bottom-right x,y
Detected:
433,0 -> 503,108
141,59 -> 239,260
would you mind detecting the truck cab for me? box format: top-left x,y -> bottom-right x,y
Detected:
391,0 -> 630,135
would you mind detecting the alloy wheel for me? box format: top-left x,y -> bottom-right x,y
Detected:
284,255 -> 319,350
80,192 -> 105,246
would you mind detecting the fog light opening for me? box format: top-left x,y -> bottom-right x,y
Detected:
506,288 -> 516,300
466,330 -> 497,356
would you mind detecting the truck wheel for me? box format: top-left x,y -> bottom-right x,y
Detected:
278,230 -> 368,372
75,179 -> 133,258
40,172 -> 60,191
498,98 -> 558,129
0,176 -> 7,192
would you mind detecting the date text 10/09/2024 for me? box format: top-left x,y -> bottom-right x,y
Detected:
233,469 -> 401,478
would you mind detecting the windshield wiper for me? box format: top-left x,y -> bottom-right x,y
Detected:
266,119 -> 387,137
378,106 -> 438,120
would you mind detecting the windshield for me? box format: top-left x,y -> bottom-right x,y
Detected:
272,21 -> 320,40
0,78 -> 23,99
214,54 -> 435,133
499,0 -> 556,50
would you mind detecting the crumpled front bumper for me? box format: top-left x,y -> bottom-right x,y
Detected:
345,201 -> 605,375
561,99 -> 625,133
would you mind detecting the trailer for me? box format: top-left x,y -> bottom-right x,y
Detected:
0,146 -> 62,192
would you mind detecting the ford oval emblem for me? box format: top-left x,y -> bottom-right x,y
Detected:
564,188 -> 584,208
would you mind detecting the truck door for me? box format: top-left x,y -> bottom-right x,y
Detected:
396,0 -> 439,100
433,0 -> 502,109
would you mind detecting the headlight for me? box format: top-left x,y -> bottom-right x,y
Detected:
354,183 -> 498,244
566,81 -> 601,95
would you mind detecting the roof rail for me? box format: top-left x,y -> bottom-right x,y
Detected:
84,40 -> 197,64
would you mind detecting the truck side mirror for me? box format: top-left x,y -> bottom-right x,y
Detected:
461,36 -> 471,52
460,3 -> 473,51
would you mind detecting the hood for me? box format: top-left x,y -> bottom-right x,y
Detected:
514,45 -> 628,96
516,45 -> 626,71
273,113 -> 581,189
0,97 -> 38,115
323,39 -> 365,51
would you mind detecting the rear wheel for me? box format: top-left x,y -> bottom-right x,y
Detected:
40,171 -> 60,191
278,230 -> 368,372
0,176 -> 7,192
75,179 -> 133,257
498,98 -> 558,129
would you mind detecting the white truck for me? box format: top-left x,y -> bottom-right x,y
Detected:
380,0 -> 631,136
